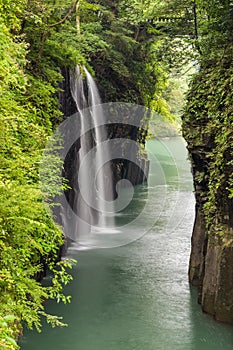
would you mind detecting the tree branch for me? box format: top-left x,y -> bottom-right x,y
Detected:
48,1 -> 78,28
193,0 -> 202,55
76,1 -> 80,34
38,1 -> 78,58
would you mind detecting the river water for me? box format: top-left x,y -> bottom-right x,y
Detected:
21,137 -> 233,350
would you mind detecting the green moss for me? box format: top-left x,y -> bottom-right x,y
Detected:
183,47 -> 233,236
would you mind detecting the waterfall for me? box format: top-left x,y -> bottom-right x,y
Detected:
69,66 -> 115,245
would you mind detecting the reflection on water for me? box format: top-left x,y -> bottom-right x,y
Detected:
21,137 -> 233,350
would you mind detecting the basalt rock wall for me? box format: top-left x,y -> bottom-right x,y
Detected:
183,59 -> 233,324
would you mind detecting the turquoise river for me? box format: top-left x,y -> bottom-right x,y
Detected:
21,137 -> 233,350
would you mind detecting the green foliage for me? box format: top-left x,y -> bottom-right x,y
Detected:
0,7 -> 76,350
182,0 -> 233,236
74,0 -> 173,109
0,315 -> 19,350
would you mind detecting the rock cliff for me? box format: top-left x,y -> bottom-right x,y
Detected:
182,58 -> 233,324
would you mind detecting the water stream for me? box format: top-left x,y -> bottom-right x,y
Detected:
21,137 -> 233,350
68,66 -> 115,244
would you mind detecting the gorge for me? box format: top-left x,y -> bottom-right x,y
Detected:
1,2 -> 233,350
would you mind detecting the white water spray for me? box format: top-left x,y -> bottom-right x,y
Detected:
69,66 -> 115,243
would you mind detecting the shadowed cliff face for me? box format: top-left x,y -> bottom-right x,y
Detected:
183,62 -> 233,324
